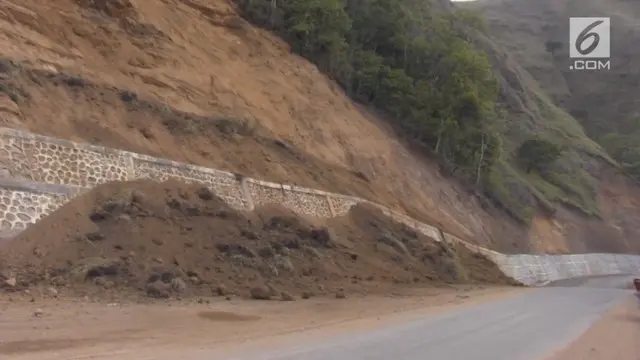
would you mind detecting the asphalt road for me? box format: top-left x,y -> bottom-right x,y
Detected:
214,276 -> 635,360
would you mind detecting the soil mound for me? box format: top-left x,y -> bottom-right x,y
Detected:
0,180 -> 513,301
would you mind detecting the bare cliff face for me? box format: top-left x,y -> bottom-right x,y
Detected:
0,0 -> 638,254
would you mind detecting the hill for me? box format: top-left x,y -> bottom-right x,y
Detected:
470,0 -> 640,183
0,0 -> 638,254
466,0 -> 640,251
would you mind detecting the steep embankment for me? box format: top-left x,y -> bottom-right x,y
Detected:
466,0 -> 640,252
0,0 -> 638,254
0,0 -> 522,251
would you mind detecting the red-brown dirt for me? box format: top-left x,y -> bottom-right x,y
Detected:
0,0 -> 522,252
1,0 -> 639,255
0,180 -> 513,302
0,286 -> 526,359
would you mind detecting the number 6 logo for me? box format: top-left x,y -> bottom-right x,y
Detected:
575,20 -> 604,55
569,17 -> 610,59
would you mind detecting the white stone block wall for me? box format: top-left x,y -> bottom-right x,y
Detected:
0,127 -> 638,285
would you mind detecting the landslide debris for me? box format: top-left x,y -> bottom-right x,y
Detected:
0,179 -> 513,301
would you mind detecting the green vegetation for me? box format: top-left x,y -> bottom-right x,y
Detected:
236,0 -> 606,224
601,117 -> 640,182
517,137 -> 563,173
238,0 -> 501,186
544,40 -> 562,56
492,92 -> 604,221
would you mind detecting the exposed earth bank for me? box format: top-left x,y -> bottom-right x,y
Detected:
0,180 -> 513,302
2,0 -> 639,255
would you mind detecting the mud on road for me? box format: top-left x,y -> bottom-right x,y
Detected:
0,286 -> 523,360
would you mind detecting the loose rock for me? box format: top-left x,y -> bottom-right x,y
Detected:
249,286 -> 271,300
46,287 -> 59,297
280,291 -> 295,301
146,281 -> 171,298
3,277 -> 16,288
0,180 -> 511,303
170,278 -> 187,293
215,284 -> 227,296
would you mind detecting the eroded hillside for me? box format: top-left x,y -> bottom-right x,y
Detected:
466,0 -> 640,252
471,0 -> 640,182
0,0 -> 638,254
0,0 -> 516,248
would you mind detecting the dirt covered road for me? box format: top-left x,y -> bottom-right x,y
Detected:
0,286 -> 523,360
0,179 -> 519,359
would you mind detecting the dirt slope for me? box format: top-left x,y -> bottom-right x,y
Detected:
0,0 -> 527,251
0,179 -> 511,301
0,0 -> 638,254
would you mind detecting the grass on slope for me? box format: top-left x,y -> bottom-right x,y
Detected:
486,84 -> 611,223
235,0 -> 615,226
466,0 -> 640,223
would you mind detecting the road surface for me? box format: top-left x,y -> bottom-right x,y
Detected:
202,276 -> 635,360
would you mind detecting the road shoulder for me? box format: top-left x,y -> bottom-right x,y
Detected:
0,286 -> 526,360
545,295 -> 640,360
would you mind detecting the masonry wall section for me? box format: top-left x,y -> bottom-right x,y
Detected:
0,127 -> 638,285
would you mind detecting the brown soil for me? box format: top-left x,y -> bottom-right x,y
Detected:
0,180 -> 512,301
0,0 -> 639,257
0,286 -> 525,360
0,0 -> 527,252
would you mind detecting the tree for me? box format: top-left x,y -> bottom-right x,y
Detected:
601,129 -> 640,181
517,138 -> 564,173
237,0 -> 502,185
544,40 -> 563,56
281,0 -> 351,66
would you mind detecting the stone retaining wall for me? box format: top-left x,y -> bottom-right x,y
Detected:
0,127 -> 638,285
